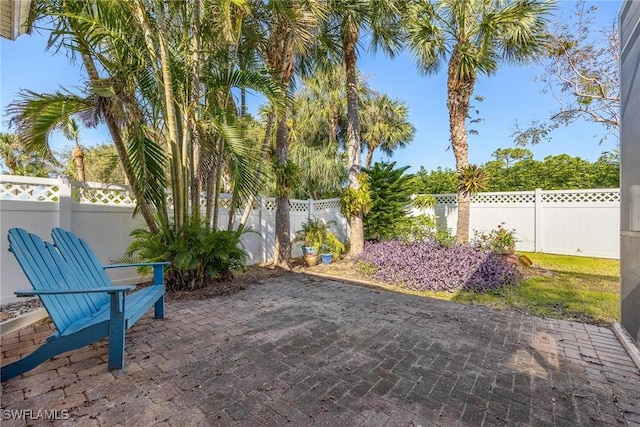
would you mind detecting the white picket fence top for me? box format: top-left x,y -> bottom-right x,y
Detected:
432,188 -> 620,205
0,175 -> 341,211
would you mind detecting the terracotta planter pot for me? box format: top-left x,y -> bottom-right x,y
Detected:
304,253 -> 318,266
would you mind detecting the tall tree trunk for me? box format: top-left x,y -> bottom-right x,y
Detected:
154,3 -> 184,230
266,21 -> 294,269
447,53 -> 474,243
343,28 -> 364,256
365,145 -> 374,170
204,157 -> 215,229
78,51 -> 159,233
212,136 -> 225,230
273,115 -> 291,268
134,0 -> 184,229
190,0 -> 202,223
73,143 -> 85,181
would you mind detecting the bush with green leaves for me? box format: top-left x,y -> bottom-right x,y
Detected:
472,223 -> 517,255
121,220 -> 249,291
364,162 -> 413,241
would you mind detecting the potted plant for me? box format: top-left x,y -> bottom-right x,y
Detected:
320,233 -> 345,265
294,218 -> 327,266
320,244 -> 333,265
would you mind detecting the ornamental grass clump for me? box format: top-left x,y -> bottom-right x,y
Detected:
355,240 -> 521,293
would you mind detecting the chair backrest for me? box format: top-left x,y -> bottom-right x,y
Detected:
51,228 -> 112,289
8,228 -> 108,333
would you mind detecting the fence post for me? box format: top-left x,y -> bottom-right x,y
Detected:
308,198 -> 313,220
58,176 -> 73,231
259,195 -> 266,263
534,188 -> 543,253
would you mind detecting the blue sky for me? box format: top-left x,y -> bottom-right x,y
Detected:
0,1 -> 622,174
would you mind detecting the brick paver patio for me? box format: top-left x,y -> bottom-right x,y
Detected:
1,274 -> 639,426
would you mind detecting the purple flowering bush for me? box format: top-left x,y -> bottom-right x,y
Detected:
354,240 -> 521,293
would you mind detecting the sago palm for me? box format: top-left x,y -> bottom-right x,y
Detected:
405,0 -> 553,242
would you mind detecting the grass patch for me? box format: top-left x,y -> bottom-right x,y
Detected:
450,252 -> 619,325
310,251 -> 620,325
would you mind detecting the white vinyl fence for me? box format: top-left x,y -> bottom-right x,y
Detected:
415,188 -> 620,259
0,175 -> 347,304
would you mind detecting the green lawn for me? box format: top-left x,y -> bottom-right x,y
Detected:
390,252 -> 620,325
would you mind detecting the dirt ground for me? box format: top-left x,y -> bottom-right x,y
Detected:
169,256 -> 369,302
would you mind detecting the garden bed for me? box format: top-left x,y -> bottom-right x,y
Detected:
301,251 -> 620,326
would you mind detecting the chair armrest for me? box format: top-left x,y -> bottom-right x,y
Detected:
104,262 -> 169,287
15,286 -> 135,297
103,262 -> 170,269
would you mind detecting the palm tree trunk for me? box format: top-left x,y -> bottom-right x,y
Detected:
73,143 -> 85,181
365,146 -> 374,170
190,0 -> 202,223
154,3 -> 185,230
204,158 -> 215,229
134,0 -> 184,230
212,136 -> 225,230
447,53 -> 474,243
79,51 -> 159,234
273,115 -> 291,268
343,28 -> 364,256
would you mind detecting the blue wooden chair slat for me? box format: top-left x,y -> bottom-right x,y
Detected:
51,227 -> 168,318
51,228 -> 111,286
45,238 -> 108,310
1,228 -> 168,382
8,229 -> 87,331
43,241 -> 106,314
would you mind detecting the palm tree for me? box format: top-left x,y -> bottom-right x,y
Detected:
13,0 -> 284,237
361,93 -> 415,170
405,0 -> 553,242
0,133 -> 51,177
327,0 -> 405,256
0,133 -> 21,175
256,0 -> 325,268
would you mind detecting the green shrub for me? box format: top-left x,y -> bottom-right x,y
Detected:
473,223 -> 517,254
322,233 -> 346,256
122,220 -> 249,291
393,214 -> 436,243
364,162 -> 413,241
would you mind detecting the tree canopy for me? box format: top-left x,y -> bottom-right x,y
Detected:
410,149 -> 619,194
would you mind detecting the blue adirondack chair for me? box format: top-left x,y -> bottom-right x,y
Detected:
1,228 -> 167,382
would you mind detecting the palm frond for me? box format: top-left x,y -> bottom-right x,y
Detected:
7,90 -> 96,161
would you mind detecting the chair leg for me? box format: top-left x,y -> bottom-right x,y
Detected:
108,294 -> 126,370
2,324 -> 108,382
154,295 -> 164,319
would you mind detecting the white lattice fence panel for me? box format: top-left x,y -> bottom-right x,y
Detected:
0,182 -> 59,202
73,186 -> 135,206
542,190 -> 620,203
264,199 -> 276,211
217,195 -> 233,209
472,192 -> 535,204
434,194 -> 457,204
312,199 -> 340,211
290,199 -> 309,212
